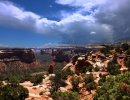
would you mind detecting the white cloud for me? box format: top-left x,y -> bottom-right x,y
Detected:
56,0 -> 106,7
55,0 -> 106,18
0,1 -> 40,33
1,0 -> 130,44
39,42 -> 70,48
59,13 -> 95,25
40,42 -> 59,48
0,1 -> 114,44
95,0 -> 130,40
90,31 -> 96,35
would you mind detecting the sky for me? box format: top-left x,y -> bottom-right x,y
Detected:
0,0 -> 130,47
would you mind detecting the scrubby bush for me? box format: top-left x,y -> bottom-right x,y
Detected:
93,72 -> 130,100
71,76 -> 81,92
84,73 -> 94,85
94,66 -> 99,72
52,91 -> 80,100
0,84 -> 28,100
125,59 -> 130,70
86,82 -> 97,93
30,74 -> 43,85
121,43 -> 129,51
107,62 -> 121,75
98,75 -> 106,86
39,91 -> 44,95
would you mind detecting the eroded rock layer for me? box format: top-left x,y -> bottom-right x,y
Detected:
0,48 -> 40,74
0,48 -> 35,63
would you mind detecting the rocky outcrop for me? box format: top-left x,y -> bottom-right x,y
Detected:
48,64 -> 54,74
0,48 -> 35,63
53,50 -> 70,62
0,48 -> 39,74
63,55 -> 92,72
71,55 -> 80,64
0,61 -> 40,71
75,57 -> 92,72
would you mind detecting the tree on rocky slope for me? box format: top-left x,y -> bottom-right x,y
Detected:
125,59 -> 130,70
52,91 -> 80,100
84,73 -> 94,85
0,84 -> 28,100
126,49 -> 130,55
98,74 -> 107,86
121,43 -> 129,51
93,72 -> 130,100
107,62 -> 121,75
71,76 -> 81,92
0,75 -> 29,100
86,81 -> 97,94
30,74 -> 43,85
112,54 -> 117,64
50,70 -> 69,94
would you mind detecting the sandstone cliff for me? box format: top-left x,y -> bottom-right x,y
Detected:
53,50 -> 70,62
0,48 -> 40,74
0,48 -> 35,63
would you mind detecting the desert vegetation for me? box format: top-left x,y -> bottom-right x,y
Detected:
1,43 -> 130,99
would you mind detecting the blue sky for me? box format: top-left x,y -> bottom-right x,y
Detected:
0,0 -> 130,47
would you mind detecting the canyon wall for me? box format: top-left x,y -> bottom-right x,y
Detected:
0,48 -> 40,74
0,48 -> 35,63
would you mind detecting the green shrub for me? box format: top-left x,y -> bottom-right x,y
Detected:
86,82 -> 97,93
39,91 -> 44,95
0,84 -> 28,100
94,66 -> 99,72
93,72 -> 130,100
107,62 -> 121,75
88,66 -> 93,72
30,74 -> 43,85
121,43 -> 129,51
52,91 -> 80,100
71,76 -> 81,92
84,73 -> 94,85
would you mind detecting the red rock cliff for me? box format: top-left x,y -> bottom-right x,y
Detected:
0,48 -> 35,63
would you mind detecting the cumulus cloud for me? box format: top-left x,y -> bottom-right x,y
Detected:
56,0 -> 106,7
59,20 -> 113,44
0,1 -> 39,32
56,0 -> 130,42
0,1 -> 58,35
56,0 -> 105,16
95,0 -> 130,40
0,0 -> 130,44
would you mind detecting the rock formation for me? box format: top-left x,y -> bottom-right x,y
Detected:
73,56 -> 93,72
0,48 -> 39,74
53,50 -> 70,62
63,55 -> 93,72
0,48 -> 35,63
48,64 -> 54,74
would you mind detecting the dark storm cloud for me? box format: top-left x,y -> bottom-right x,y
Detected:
59,20 -> 113,44
0,0 -> 130,45
95,0 -> 130,40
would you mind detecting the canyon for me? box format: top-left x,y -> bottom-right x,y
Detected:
0,48 -> 40,74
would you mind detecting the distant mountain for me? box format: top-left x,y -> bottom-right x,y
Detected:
114,38 -> 130,44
